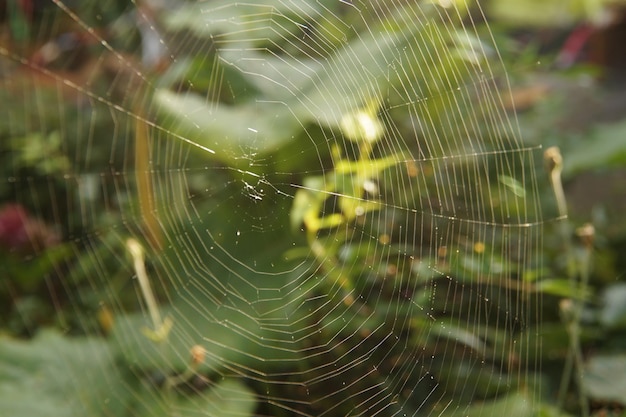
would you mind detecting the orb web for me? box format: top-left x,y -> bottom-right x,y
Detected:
1,1 -> 547,416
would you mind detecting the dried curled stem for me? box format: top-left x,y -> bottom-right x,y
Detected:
127,238 -> 172,341
544,146 -> 567,218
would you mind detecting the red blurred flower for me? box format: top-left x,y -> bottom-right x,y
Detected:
0,204 -> 59,253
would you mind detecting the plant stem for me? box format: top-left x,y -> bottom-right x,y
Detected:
127,238 -> 162,332
545,147 -> 589,417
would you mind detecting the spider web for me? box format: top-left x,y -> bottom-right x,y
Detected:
0,0 -> 548,416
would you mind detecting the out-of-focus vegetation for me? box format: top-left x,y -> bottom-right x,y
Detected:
1,0 -> 626,416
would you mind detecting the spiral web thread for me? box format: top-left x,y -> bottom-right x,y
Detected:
0,1 -> 547,416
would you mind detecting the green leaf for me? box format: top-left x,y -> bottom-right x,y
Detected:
164,0 -> 336,50
563,120 -> 626,178
584,354 -> 626,405
498,175 -> 526,198
0,329 -> 258,416
431,320 -> 488,353
433,357 -> 517,401
489,0 -> 606,27
535,278 -> 592,300
154,89 -> 300,170
290,175 -> 327,231
599,283 -> 626,329
440,391 -> 536,417
0,330 -> 131,417
132,379 -> 257,417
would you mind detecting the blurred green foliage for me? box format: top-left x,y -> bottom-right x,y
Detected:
1,0 -> 626,416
